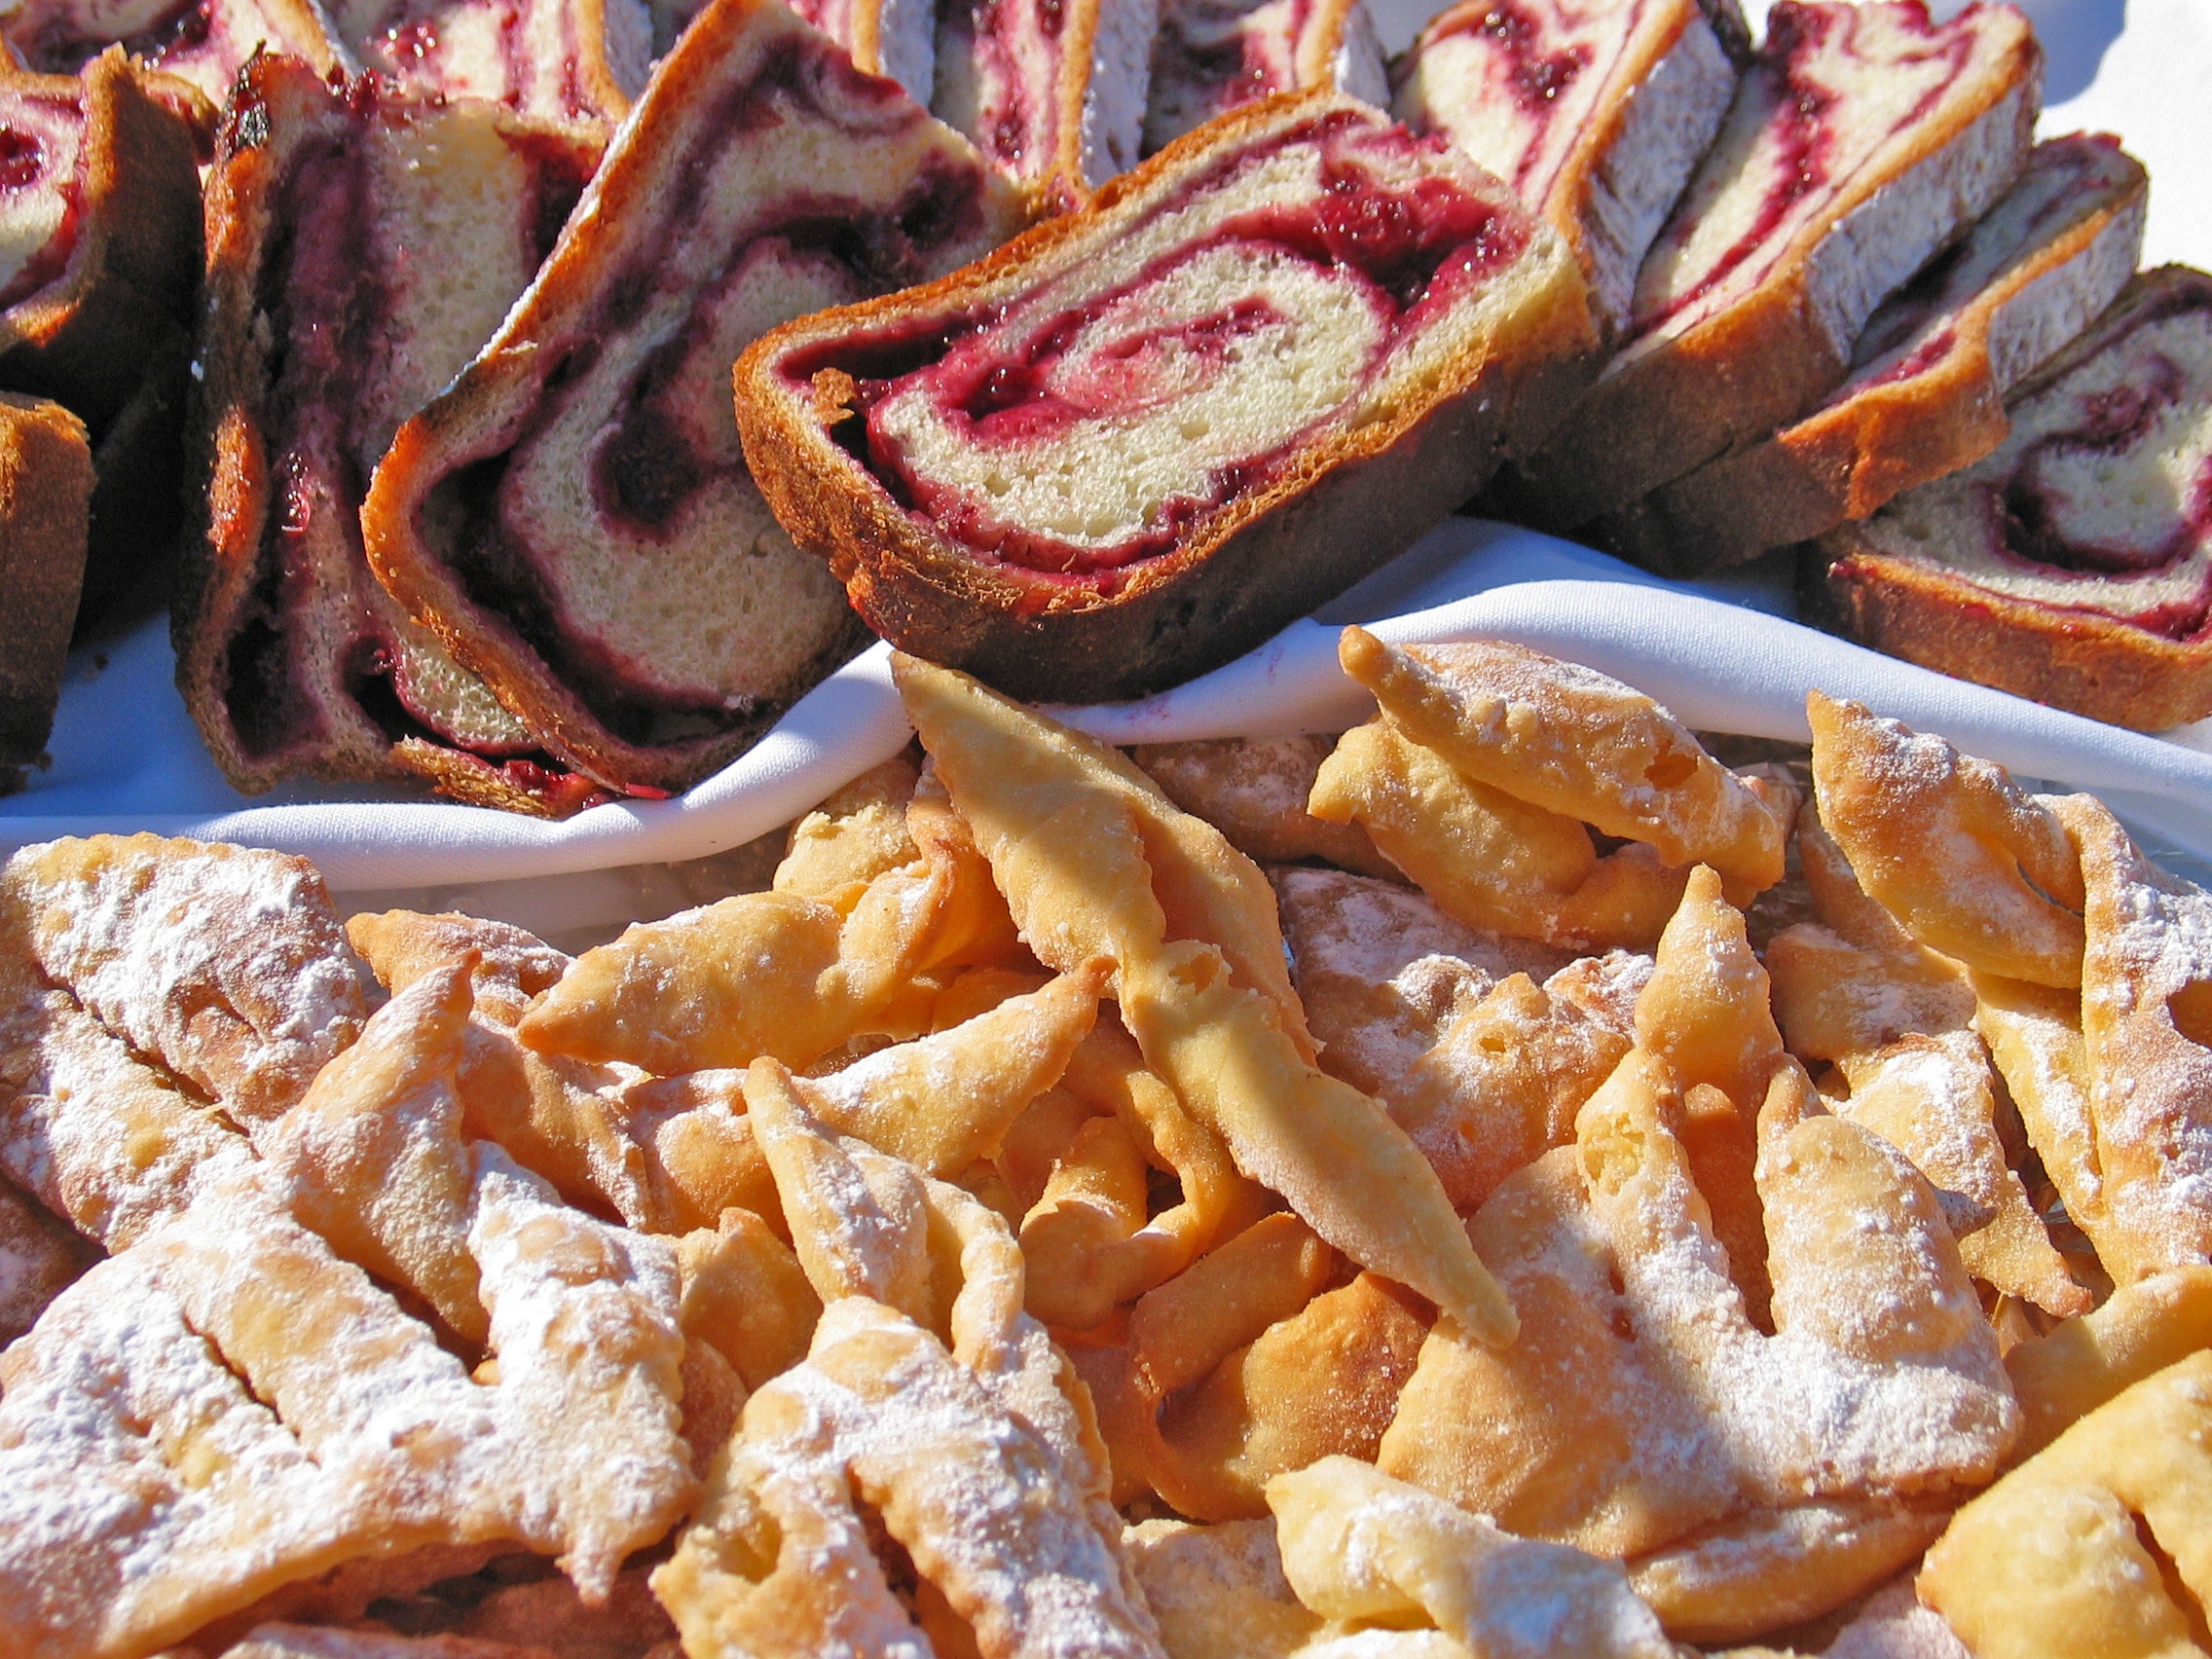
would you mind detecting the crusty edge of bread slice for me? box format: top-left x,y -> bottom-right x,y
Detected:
1806,539 -> 2212,732
1506,8 -> 2043,530
0,393 -> 91,772
732,91 -> 1599,705
1599,138 -> 2147,574
0,50 -> 203,429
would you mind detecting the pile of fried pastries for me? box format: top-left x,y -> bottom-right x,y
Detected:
5,631 -> 2211,1659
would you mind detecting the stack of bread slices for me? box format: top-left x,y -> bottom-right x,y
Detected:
3,0 -> 2204,816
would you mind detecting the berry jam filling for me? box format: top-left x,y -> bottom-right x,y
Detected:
421,42 -> 994,728
1628,0 -> 1979,345
1449,0 -> 1593,121
229,111 -> 603,796
0,110 -> 80,310
787,113 -> 1526,577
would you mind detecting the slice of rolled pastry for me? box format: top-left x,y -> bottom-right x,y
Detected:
734,91 -> 1597,704
1142,0 -> 1386,158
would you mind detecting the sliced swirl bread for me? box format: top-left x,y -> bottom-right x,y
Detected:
2,0 -> 343,114
180,55 -> 611,814
1142,0 -> 1387,158
0,50 -> 202,429
1811,266 -> 2212,731
318,0 -> 652,123
933,0 -> 1158,210
1392,0 -> 1750,338
0,392 -> 92,779
1507,0 -> 2041,527
785,0 -> 938,100
732,91 -> 1598,704
364,0 -> 1031,799
1601,131 -> 2147,573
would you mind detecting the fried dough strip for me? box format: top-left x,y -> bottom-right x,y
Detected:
895,655 -> 1516,1347
1920,1349 -> 2212,1659
348,911 -> 651,1226
2005,1267 -> 2212,1459
0,834 -> 379,1124
1269,1456 -> 1678,1659
1337,629 -> 1788,901
1808,692 -> 2083,986
1309,718 -> 1692,950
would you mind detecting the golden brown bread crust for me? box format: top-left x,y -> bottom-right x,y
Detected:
1807,538 -> 2212,732
0,50 -> 203,429
0,392 -> 92,772
1594,139 -> 2148,576
1499,10 -> 2043,531
733,90 -> 1599,705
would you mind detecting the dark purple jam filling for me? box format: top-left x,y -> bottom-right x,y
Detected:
225,95 -> 604,801
1446,0 -> 1593,119
1630,0 -> 1969,343
424,43 -> 984,728
0,121 -> 77,309
16,0 -> 207,72
784,114 -> 1525,577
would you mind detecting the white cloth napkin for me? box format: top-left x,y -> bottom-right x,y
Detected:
11,523 -> 2212,890
3,0 -> 2204,894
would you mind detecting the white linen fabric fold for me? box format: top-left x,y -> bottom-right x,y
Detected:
8,522 -> 2211,891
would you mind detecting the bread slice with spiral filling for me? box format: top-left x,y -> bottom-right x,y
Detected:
179,55 -> 612,815
785,0 -> 937,101
1141,0 -> 1386,159
0,50 -> 202,430
2,0 -> 344,116
1600,131 -> 2147,573
733,90 -> 1598,704
1392,0 -> 1750,338
364,0 -> 1031,799
1505,0 -> 2042,528
1812,266 -> 2212,731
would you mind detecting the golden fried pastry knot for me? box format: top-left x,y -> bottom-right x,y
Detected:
520,766 -> 1022,1077
1272,865 -> 1649,1212
0,1170 -> 85,1344
0,834 -> 380,1124
655,1064 -> 1161,1659
1379,1047 -> 2015,1641
211,1628 -> 559,1659
894,654 -> 1516,1347
1124,1461 -> 1678,1659
2005,1267 -> 2212,1460
1130,735 -> 1398,880
1807,693 -> 2084,986
1768,823 -> 2086,1317
1270,1457 -> 1678,1659
1309,631 -> 1792,950
1919,1348 -> 2212,1659
0,1156 -> 692,1659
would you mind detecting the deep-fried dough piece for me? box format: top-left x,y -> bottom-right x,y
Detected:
0,977 -> 256,1248
1270,1456 -> 1678,1659
2055,793 -> 2212,1281
677,1208 -> 820,1395
1337,629 -> 1790,902
896,655 -> 1516,1347
656,1063 -> 1160,1659
1021,1111 -> 1189,1330
1919,1349 -> 2212,1659
348,911 -> 651,1227
0,1172 -> 87,1344
1626,1499 -> 1948,1645
790,964 -> 1104,1175
1155,1274 -> 1432,1519
1272,863 -> 1639,1210
1380,1052 -> 2014,1635
0,833 -> 380,1123
771,751 -> 923,910
1309,718 -> 1693,950
0,1159 -> 692,1654
623,1072 -> 782,1237
1130,735 -> 1399,879
1123,1517 -> 1327,1659
2005,1267 -> 2212,1460
265,961 -> 485,1342
1272,865 -> 1573,1098
216,1627 -> 556,1659
449,1567 -> 682,1659
1808,693 -> 2083,986
1770,824 -> 2085,1316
